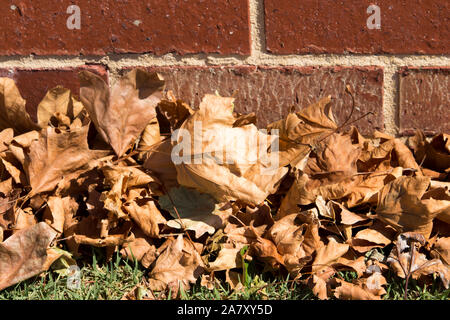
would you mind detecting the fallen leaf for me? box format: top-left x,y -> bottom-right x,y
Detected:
79,69 -> 165,157
124,191 -> 167,238
173,94 -> 288,205
312,238 -> 349,277
431,237 -> 450,265
376,176 -> 449,238
332,278 -> 382,300
37,86 -> 84,128
387,232 -> 449,289
148,235 -> 205,291
0,78 -> 39,134
0,222 -> 58,290
24,125 -> 105,196
159,186 -> 222,238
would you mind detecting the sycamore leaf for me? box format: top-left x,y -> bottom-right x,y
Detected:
208,247 -> 243,272
37,86 -> 84,128
267,96 -> 337,168
148,235 -> 205,291
159,186 -> 222,238
23,125 -> 106,196
409,131 -> 450,173
376,176 -> 449,238
387,233 -> 449,288
431,237 -> 450,265
79,69 -> 165,157
123,190 -> 167,238
332,278 -> 382,300
0,78 -> 39,134
312,238 -> 349,276
174,94 -> 288,205
0,222 -> 58,290
143,139 -> 179,189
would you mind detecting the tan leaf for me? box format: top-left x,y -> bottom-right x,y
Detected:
143,139 -> 179,189
249,231 -> 284,269
13,208 -> 37,234
0,222 -> 58,290
334,256 -> 367,277
79,69 -> 165,157
431,237 -> 450,265
268,214 -> 304,254
42,196 -> 78,234
409,130 -> 450,172
37,86 -> 84,128
310,275 -> 329,300
0,78 -> 39,134
8,130 -> 40,165
138,118 -> 161,158
267,96 -> 337,168
174,94 -> 288,205
102,164 -> 158,189
148,235 -> 205,291
123,196 -> 167,238
157,96 -> 193,130
120,227 -> 157,268
333,279 -> 382,300
208,247 -> 243,272
387,233 -> 449,288
376,176 -> 448,238
312,238 -> 349,276
24,126 -> 105,196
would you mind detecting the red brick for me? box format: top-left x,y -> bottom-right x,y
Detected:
265,0 -> 450,54
399,67 -> 450,136
126,66 -> 384,135
0,65 -> 108,121
0,0 -> 250,56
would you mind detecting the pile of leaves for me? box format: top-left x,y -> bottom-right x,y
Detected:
0,69 -> 448,300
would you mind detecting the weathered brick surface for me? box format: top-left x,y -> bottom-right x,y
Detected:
265,0 -> 450,54
0,0 -> 250,56
399,67 -> 450,136
128,66 -> 384,134
0,65 -> 107,120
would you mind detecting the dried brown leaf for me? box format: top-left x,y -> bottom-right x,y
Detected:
0,222 -> 58,290
80,69 -> 165,157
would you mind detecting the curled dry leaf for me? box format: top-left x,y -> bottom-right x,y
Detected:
37,86 -> 84,128
79,69 -> 165,157
0,78 -> 39,134
431,237 -> 450,265
312,238 -> 349,278
24,126 -> 106,196
332,278 -> 383,300
148,235 -> 205,291
409,130 -> 450,173
387,232 -> 449,289
159,186 -> 222,238
120,227 -> 157,268
124,189 -> 167,238
208,247 -> 243,272
376,176 -> 449,238
267,96 -> 337,169
173,94 -> 288,205
0,222 -> 58,290
143,139 -> 179,189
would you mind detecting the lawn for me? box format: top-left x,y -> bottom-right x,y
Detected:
1,251 -> 448,300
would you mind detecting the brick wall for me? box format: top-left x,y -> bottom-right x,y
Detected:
1,0 -> 448,136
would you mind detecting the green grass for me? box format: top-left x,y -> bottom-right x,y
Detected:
0,252 -> 448,300
0,250 -> 144,300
